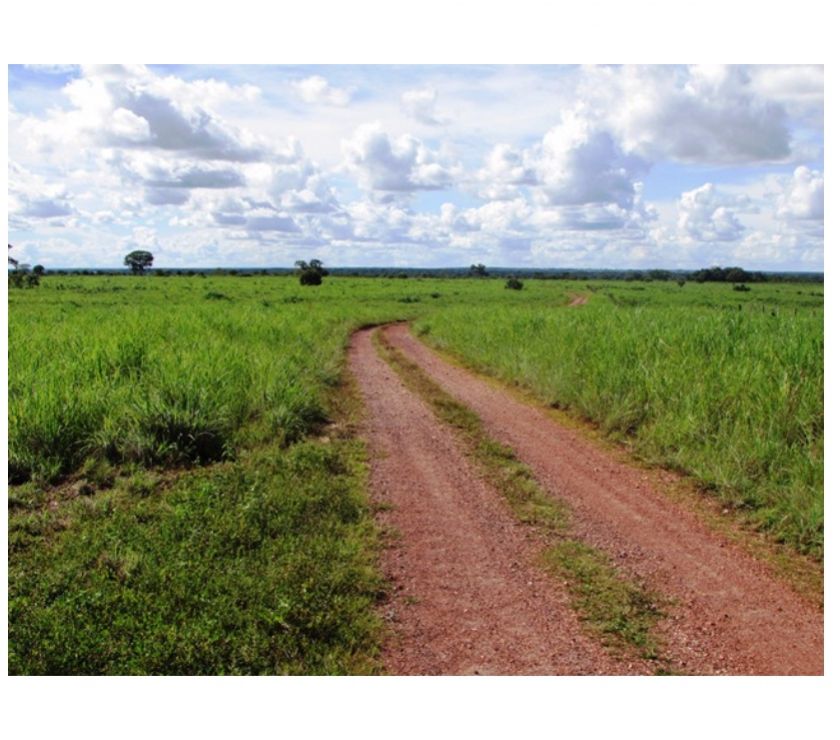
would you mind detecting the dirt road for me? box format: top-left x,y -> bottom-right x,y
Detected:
381,323 -> 823,675
348,327 -> 637,675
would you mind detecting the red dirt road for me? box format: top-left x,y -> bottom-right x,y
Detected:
348,327 -> 637,675
383,323 -> 823,675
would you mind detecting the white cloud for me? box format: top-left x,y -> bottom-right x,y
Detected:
582,65 -> 792,164
293,76 -> 351,106
677,183 -> 747,242
749,65 -> 823,124
776,166 -> 823,220
110,151 -> 246,189
534,113 -> 648,208
8,162 -> 76,226
475,144 -> 537,200
401,88 -> 448,126
22,65 -> 270,162
342,123 -> 456,192
8,64 -> 824,271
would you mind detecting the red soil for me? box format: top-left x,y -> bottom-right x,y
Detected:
348,327 -> 637,675
382,323 -> 823,676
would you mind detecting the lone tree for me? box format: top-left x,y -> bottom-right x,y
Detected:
124,250 -> 154,275
295,259 -> 328,286
469,263 -> 489,277
505,276 -> 524,291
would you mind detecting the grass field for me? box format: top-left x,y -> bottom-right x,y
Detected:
415,281 -> 824,556
7,275 -> 824,673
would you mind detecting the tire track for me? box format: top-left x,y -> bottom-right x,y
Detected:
349,327 -> 634,675
384,323 -> 823,675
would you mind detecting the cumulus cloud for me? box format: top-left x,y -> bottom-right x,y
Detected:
8,64 -> 824,271
473,112 -> 651,225
677,183 -> 748,242
581,65 -> 792,164
534,114 -> 648,209
475,144 -> 538,200
401,88 -> 448,126
293,76 -> 351,106
776,166 -> 823,220
8,163 -> 76,226
749,65 -> 823,124
23,65 -> 269,162
111,152 -> 246,189
342,123 -> 455,192
209,196 -> 300,234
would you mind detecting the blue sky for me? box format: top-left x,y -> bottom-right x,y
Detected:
8,64 -> 824,270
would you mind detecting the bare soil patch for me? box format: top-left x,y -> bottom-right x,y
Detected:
349,327 -> 635,675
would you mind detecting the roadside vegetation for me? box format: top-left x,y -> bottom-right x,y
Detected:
8,275 -> 411,674
415,281 -> 824,557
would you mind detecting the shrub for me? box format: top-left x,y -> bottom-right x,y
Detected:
505,277 -> 524,291
295,259 -> 328,287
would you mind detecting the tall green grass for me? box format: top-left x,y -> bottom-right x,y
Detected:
8,275 -> 414,674
415,285 -> 823,556
8,278 -> 401,482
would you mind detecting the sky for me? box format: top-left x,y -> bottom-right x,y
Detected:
7,63 -> 824,270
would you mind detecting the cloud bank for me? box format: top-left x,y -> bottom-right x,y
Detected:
8,64 -> 824,270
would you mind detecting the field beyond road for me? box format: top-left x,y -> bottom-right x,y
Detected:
7,274 -> 823,674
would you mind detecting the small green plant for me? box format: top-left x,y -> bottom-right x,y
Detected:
125,470 -> 156,497
505,277 -> 524,291
79,457 -> 116,489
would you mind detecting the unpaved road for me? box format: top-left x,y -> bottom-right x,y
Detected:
349,327 -> 638,675
382,323 -> 823,675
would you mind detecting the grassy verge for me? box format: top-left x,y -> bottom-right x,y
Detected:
414,285 -> 823,558
9,373 -> 385,675
374,328 -> 668,665
409,331 -> 825,609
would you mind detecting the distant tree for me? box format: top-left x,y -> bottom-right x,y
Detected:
505,277 -> 524,291
691,265 -> 764,284
295,259 -> 328,286
124,250 -> 154,275
8,244 -> 40,288
32,264 -> 45,276
469,263 -> 489,277
677,279 -> 686,288
8,264 -> 39,289
724,267 -> 749,283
